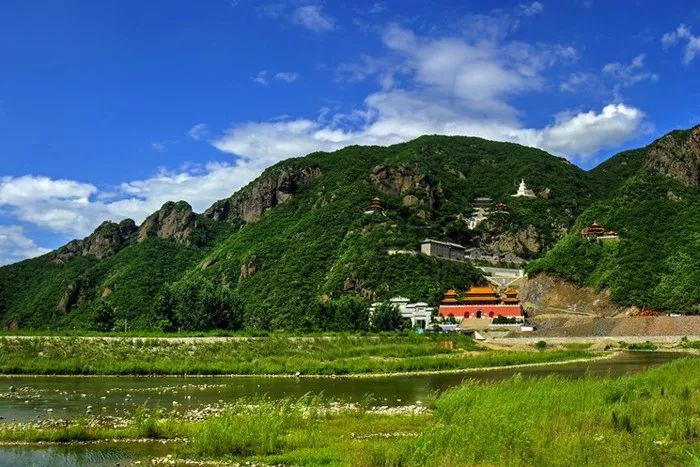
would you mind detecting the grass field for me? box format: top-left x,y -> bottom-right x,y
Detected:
2,358 -> 700,465
0,335 -> 593,375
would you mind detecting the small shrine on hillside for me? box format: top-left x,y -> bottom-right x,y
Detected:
495,202 -> 509,212
364,197 -> 386,214
511,179 -> 536,198
467,197 -> 493,230
581,221 -> 618,239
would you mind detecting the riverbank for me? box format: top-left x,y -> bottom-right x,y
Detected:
1,356 -> 699,465
0,335 -> 595,376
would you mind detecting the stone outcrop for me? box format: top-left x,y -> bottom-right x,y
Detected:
494,226 -> 541,255
137,201 -> 197,244
370,164 -> 430,197
239,255 -> 260,280
205,166 -> 322,223
645,125 -> 700,188
519,274 -> 623,318
53,219 -> 137,262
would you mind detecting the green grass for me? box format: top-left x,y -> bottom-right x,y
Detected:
0,335 -> 592,375
4,358 -> 700,466
408,357 -> 700,466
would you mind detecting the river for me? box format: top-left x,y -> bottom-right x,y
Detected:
0,351 -> 688,466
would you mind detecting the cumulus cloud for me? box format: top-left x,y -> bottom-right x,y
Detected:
662,24 -> 700,65
292,5 -> 334,32
212,24 -> 645,164
0,163 -> 261,239
0,225 -> 49,265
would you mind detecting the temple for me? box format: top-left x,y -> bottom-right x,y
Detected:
467,197 -> 492,230
495,202 -> 509,212
438,285 -> 524,321
511,179 -> 535,198
581,221 -> 618,239
364,197 -> 386,214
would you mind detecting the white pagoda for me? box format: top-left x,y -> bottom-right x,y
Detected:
511,179 -> 535,198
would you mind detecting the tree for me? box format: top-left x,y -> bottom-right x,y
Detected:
320,295 -> 370,331
91,301 -> 116,332
155,276 -> 244,331
371,301 -> 403,332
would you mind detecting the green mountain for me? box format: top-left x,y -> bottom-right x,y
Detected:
529,125 -> 700,313
0,131 -> 684,331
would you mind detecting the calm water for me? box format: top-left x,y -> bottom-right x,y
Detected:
0,351 -> 688,466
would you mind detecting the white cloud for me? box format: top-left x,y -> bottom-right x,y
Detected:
188,123 -> 208,141
274,71 -> 299,82
0,162 -> 262,240
519,1 -> 543,16
560,72 -> 594,93
252,70 -> 299,85
0,225 -> 49,265
662,24 -> 700,65
212,24 -> 644,164
292,5 -> 335,32
602,54 -> 658,87
151,141 -> 168,152
537,104 -> 645,156
252,70 -> 269,85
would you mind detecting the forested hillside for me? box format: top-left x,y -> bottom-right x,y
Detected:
2,129 -> 696,330
529,125 -> 700,313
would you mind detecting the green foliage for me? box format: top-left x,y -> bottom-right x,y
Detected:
410,358 -> 700,466
90,301 -> 116,332
0,134 -> 664,330
529,171 -> 700,312
371,301 -> 403,332
319,295 -> 370,332
190,399 -> 309,457
155,276 -> 244,332
0,335 -> 589,376
492,315 -> 517,324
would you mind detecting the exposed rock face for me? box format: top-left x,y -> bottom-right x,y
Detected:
370,165 -> 429,196
646,125 -> 700,188
205,166 -> 322,223
473,224 -> 542,264
58,283 -> 81,314
239,255 -> 260,280
53,219 -> 137,262
137,201 -> 196,243
402,194 -> 420,207
519,274 -> 623,317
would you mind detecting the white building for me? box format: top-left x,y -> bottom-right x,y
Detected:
370,297 -> 434,329
511,179 -> 536,198
467,208 -> 489,230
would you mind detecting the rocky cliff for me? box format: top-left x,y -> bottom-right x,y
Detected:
53,218 -> 137,262
646,125 -> 700,188
137,201 -> 197,244
204,165 -> 322,224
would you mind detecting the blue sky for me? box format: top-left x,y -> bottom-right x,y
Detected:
1,0 -> 699,264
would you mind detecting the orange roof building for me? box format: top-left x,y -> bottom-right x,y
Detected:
437,286 -> 524,321
364,197 -> 386,214
495,202 -> 509,212
440,289 -> 459,304
581,221 -> 618,238
502,287 -> 520,304
462,285 -> 501,304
